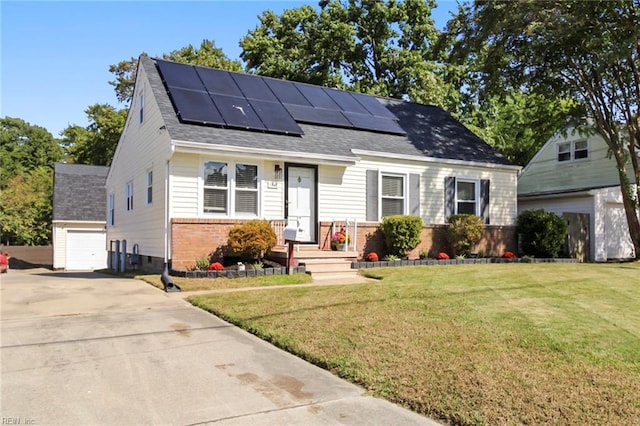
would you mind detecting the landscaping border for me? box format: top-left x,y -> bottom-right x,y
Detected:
171,265 -> 306,279
352,257 -> 577,269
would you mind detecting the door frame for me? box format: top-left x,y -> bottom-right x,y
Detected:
284,163 -> 318,244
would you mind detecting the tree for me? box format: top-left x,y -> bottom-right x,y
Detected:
240,0 -> 457,108
451,0 -> 640,258
108,40 -> 242,105
62,104 -> 128,166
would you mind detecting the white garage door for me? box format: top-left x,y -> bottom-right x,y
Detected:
66,230 -> 107,270
605,203 -> 635,259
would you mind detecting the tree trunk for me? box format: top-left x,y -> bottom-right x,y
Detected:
614,159 -> 640,260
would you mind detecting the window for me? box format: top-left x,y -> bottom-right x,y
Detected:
204,162 -> 228,214
235,164 -> 258,215
108,194 -> 115,226
381,174 -> 405,217
126,181 -> 133,211
558,140 -> 588,162
203,161 -> 259,216
139,93 -> 144,124
146,170 -> 153,204
456,180 -> 478,215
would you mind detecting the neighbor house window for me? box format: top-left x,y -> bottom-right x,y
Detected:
203,161 -> 259,216
108,193 -> 115,226
381,174 -> 405,217
146,170 -> 153,205
139,93 -> 144,124
456,180 -> 478,215
558,140 -> 588,162
204,161 -> 228,214
235,164 -> 258,215
126,181 -> 133,211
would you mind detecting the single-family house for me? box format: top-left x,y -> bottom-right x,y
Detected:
106,55 -> 520,272
53,162 -> 109,270
518,127 -> 636,261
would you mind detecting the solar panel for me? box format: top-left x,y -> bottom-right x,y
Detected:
231,73 -> 278,102
352,93 -> 398,119
343,111 -> 406,135
284,104 -> 352,128
169,88 -> 224,125
196,67 -> 243,97
250,99 -> 303,135
324,88 -> 370,114
156,59 -> 206,92
263,78 -> 311,106
210,94 -> 266,131
295,83 -> 340,109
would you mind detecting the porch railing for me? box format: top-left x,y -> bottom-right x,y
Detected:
269,219 -> 287,246
332,218 -> 357,252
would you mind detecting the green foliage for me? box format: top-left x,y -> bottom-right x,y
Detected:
194,257 -> 210,271
240,0 -> 457,108
380,215 -> 423,258
62,104 -> 128,166
383,254 -> 400,262
517,210 -> 568,258
227,220 -> 278,261
446,214 -> 485,257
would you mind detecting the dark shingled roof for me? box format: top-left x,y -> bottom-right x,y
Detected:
53,163 -> 109,222
141,55 -> 513,167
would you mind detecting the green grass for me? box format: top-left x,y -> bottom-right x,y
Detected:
188,263 -> 640,425
100,269 -> 313,291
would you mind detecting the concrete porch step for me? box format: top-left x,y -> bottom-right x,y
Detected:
302,258 -> 355,274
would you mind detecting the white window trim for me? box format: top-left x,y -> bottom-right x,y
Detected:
200,159 -> 261,218
146,169 -> 153,205
126,181 -> 134,212
379,172 -> 407,218
108,193 -> 115,227
557,139 -> 589,163
455,178 -> 480,216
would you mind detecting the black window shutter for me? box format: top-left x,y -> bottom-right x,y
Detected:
444,176 -> 456,220
409,173 -> 420,216
366,170 -> 379,221
480,179 -> 490,224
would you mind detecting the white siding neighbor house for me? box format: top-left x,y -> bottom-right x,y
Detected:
52,163 -> 109,270
106,55 -> 520,272
518,127 -> 636,261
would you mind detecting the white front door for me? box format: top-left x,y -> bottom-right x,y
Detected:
287,166 -> 316,242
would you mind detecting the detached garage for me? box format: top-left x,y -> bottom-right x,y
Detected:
52,163 -> 109,271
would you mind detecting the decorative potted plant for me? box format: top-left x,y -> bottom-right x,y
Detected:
331,227 -> 351,251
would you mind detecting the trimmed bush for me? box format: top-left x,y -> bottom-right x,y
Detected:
227,219 -> 278,261
517,209 -> 568,258
380,215 -> 423,258
446,214 -> 485,257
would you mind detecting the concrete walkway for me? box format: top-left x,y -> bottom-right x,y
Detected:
0,269 -> 439,425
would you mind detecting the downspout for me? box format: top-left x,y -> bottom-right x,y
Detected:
161,145 -> 180,292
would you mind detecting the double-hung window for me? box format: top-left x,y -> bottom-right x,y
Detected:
203,161 -> 259,216
381,174 -> 405,217
204,162 -> 229,214
456,180 -> 478,215
108,194 -> 115,226
139,93 -> 144,124
558,140 -> 588,162
126,181 -> 134,211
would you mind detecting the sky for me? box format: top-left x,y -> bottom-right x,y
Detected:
1,1 -> 458,138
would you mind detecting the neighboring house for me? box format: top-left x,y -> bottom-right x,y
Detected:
106,55 -> 520,271
518,127 -> 636,261
52,163 -> 109,270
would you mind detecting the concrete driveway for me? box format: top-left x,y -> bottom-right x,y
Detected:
0,269 -> 438,425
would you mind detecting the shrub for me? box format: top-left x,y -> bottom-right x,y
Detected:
446,214 -> 485,257
227,219 -> 278,261
437,252 -> 450,260
517,209 -> 568,258
383,254 -> 400,261
195,256 -> 210,271
366,252 -> 379,262
419,250 -> 428,260
208,262 -> 224,271
380,215 -> 423,258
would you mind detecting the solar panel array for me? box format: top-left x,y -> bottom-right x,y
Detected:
155,59 -> 406,136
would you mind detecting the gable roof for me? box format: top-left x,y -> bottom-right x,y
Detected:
53,163 -> 109,222
140,55 -> 513,167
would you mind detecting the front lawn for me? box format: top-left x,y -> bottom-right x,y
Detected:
189,263 -> 640,425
